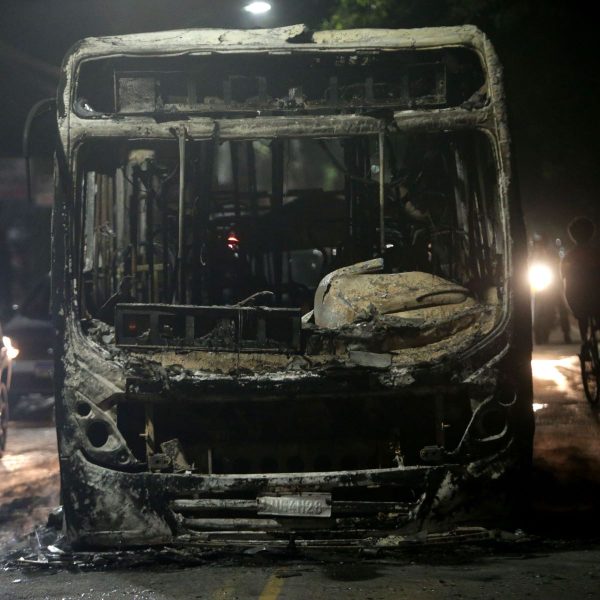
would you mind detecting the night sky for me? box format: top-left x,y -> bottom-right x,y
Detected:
1,0 -> 598,238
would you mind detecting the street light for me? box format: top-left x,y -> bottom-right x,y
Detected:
244,2 -> 272,14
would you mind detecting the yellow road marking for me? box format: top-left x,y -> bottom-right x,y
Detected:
258,572 -> 286,600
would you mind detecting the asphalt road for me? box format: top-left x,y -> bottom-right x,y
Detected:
530,344 -> 600,531
1,343 -> 600,599
0,421 -> 59,547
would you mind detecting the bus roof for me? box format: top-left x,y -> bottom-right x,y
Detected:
63,24 -> 490,65
57,25 -> 505,154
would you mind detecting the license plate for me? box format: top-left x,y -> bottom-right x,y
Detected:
257,494 -> 332,518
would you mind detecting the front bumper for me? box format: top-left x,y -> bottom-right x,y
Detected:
61,435 -> 519,549
57,316 -> 533,548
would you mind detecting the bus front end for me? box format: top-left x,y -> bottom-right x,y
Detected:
51,25 -> 533,548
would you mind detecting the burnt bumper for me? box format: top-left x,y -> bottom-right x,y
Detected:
61,437 -> 518,549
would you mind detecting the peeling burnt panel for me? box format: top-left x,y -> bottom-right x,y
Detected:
75,48 -> 484,117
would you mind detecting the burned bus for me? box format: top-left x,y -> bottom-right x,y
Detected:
49,25 -> 532,547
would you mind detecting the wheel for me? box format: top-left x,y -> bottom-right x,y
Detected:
580,339 -> 600,405
0,383 -> 8,458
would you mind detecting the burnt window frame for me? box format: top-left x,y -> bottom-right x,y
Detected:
72,125 -> 507,325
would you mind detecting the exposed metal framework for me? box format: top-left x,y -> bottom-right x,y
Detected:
48,25 -> 533,550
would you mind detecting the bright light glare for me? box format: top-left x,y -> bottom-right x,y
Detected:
244,2 -> 272,14
2,336 -> 19,360
532,403 -> 548,412
528,263 -> 554,292
531,357 -> 578,395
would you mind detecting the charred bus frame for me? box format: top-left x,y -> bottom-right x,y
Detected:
48,25 -> 532,548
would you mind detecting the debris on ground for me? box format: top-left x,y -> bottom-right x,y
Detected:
0,515 -> 543,573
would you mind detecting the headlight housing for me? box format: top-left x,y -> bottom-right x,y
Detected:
528,263 -> 554,292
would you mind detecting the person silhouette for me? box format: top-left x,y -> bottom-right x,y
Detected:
561,217 -> 600,341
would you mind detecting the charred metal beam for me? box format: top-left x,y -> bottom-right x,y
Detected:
378,130 -> 385,255
176,126 -> 187,303
129,168 -> 140,286
230,142 -> 241,221
191,140 -> 215,304
343,139 -> 355,260
271,138 -> 284,303
65,109 -> 492,152
136,167 -> 156,302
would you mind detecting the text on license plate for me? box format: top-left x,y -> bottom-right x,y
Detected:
257,494 -> 332,518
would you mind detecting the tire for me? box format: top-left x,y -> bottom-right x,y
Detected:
580,339 -> 600,405
0,383 -> 8,458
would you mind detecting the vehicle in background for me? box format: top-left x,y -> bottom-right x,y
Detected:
528,234 -> 571,344
1,274 -> 53,419
39,25 -> 532,548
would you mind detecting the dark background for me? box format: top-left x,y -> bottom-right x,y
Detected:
0,0 -> 598,295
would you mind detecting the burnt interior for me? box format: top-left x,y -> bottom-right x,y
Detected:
76,48 -> 484,117
76,127 -> 505,476
78,130 -> 503,325
117,391 -> 473,472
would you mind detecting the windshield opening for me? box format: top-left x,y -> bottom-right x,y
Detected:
78,130 -> 503,326
75,48 -> 485,117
